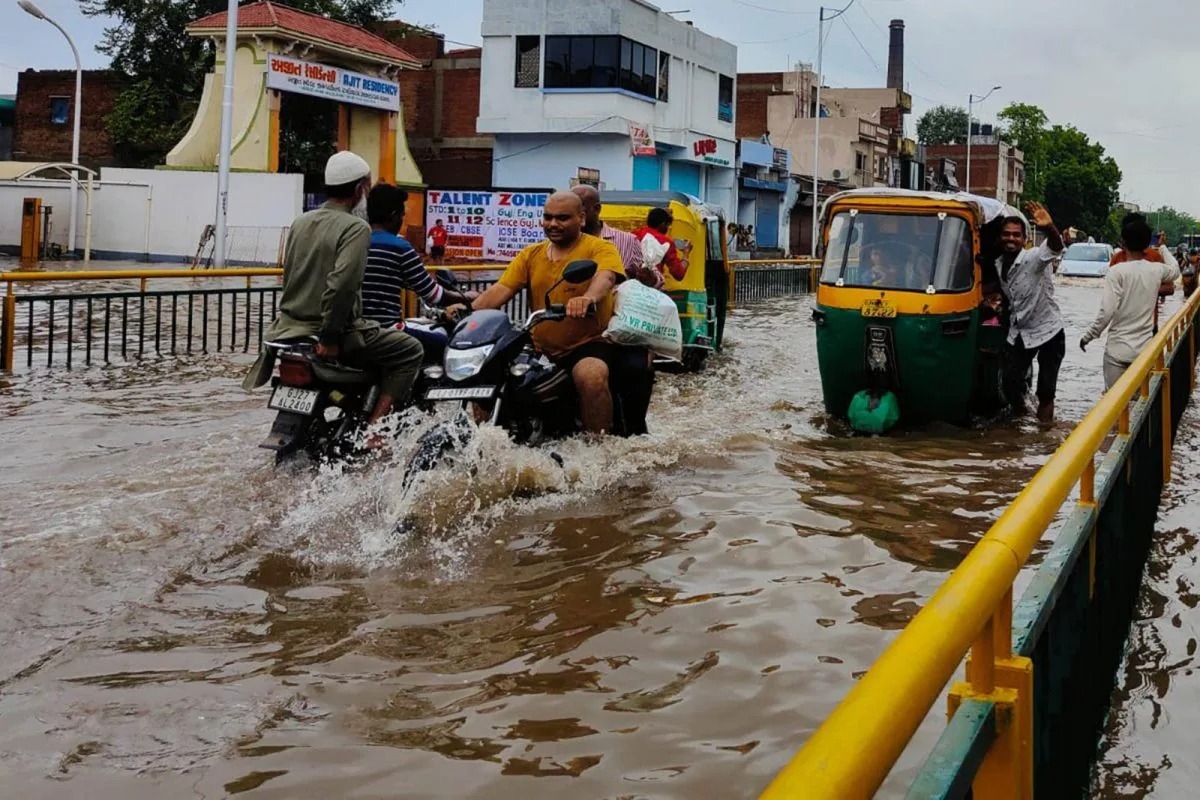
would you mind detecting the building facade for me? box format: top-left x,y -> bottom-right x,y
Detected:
381,24 -> 494,188
12,69 -> 124,167
477,0 -> 738,215
924,136 -> 1025,205
736,137 -> 792,253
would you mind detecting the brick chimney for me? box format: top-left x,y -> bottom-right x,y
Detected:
887,19 -> 904,90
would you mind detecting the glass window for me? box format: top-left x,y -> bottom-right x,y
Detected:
569,37 -> 593,87
515,36 -> 541,88
49,96 -> 69,125
1064,243 -> 1112,262
620,39 -> 633,89
642,45 -> 658,98
707,219 -> 725,261
544,36 -> 570,88
591,36 -> 619,88
627,42 -> 645,94
718,75 -> 734,122
657,52 -> 670,101
820,211 -> 975,293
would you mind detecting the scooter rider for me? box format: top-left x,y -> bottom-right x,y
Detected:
464,191 -> 652,436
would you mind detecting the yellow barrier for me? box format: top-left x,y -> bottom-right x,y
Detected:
731,258 -> 821,266
758,286 -> 1200,799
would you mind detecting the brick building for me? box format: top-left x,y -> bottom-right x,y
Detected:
378,23 -> 492,188
12,69 -> 124,167
924,137 -> 1025,205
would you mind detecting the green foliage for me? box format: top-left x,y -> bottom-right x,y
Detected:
916,105 -> 969,146
996,103 -> 1049,199
1138,206 -> 1200,247
80,0 -> 400,167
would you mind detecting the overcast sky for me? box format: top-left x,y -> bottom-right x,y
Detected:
2,0 -> 1196,213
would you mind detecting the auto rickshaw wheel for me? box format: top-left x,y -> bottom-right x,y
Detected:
682,347 -> 709,372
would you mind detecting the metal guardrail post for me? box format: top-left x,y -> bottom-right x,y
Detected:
1156,351 -> 1172,483
950,585 -> 1033,800
2,281 -> 14,373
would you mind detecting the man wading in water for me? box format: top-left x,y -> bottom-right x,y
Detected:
997,201 -> 1066,423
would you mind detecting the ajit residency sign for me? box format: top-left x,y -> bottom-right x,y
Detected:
265,53 -> 401,112
425,190 -> 550,260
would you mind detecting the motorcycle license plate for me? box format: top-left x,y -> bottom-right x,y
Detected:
269,386 -> 320,415
860,300 -> 897,318
425,386 -> 497,401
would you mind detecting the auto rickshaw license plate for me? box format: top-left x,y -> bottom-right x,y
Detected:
860,300 -> 897,318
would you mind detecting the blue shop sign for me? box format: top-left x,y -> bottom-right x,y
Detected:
741,176 -> 788,192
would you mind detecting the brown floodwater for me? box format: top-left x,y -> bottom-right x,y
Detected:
0,280 -> 1192,799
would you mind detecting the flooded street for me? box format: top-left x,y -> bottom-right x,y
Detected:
1,281 -> 1193,799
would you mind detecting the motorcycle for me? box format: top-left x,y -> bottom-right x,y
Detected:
403,259 -> 651,483
258,272 -> 461,464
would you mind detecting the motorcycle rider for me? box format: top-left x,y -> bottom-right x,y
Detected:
246,151 -> 424,436
362,183 -> 476,329
464,191 -> 653,436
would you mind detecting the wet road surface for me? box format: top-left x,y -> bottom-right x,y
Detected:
0,279 -> 1193,798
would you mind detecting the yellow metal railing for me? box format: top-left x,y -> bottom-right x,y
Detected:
758,286 -> 1200,799
1,267 -> 285,372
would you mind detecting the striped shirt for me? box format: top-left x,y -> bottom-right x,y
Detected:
363,230 -> 442,327
601,223 -> 644,277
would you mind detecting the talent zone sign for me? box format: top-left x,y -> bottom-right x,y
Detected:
266,53 -> 401,112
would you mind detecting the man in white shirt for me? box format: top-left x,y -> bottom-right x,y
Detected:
1080,215 -> 1181,390
998,201 -> 1066,423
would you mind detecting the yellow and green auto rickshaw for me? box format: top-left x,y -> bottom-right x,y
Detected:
814,188 -> 1027,433
600,191 -> 730,371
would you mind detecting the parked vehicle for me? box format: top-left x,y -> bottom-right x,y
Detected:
813,188 -> 1027,432
599,191 -> 730,371
404,259 -> 649,485
1058,242 -> 1114,277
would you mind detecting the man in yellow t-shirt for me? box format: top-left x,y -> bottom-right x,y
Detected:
468,191 -> 638,435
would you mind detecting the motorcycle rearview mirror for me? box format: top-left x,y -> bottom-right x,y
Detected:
543,259 -> 599,307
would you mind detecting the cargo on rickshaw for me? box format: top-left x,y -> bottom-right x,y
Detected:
599,191 -> 730,371
813,188 -> 1027,433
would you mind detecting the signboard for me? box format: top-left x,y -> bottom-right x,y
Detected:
628,121 -> 656,156
772,147 -> 791,172
688,135 -> 735,167
424,189 -> 550,261
576,167 -> 600,187
266,53 -> 400,112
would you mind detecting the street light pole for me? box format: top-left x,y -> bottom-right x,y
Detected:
213,0 -> 239,269
810,1 -> 854,257
18,0 -> 81,257
965,84 -> 1001,195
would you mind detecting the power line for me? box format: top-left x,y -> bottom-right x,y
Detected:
733,0 -> 810,13
492,115 -> 624,162
840,16 -> 880,72
734,26 -> 818,45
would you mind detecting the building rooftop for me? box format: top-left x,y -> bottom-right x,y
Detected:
188,1 -> 421,68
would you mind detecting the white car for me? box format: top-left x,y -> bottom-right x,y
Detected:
1058,243 -> 1113,277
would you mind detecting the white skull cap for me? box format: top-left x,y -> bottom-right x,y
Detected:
325,151 -> 371,186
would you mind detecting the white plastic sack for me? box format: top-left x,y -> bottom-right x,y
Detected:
604,279 -> 684,361
639,233 -> 670,269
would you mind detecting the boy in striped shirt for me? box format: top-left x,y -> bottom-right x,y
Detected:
363,184 -> 475,329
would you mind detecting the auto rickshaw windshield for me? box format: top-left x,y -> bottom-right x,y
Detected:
820,211 -> 975,292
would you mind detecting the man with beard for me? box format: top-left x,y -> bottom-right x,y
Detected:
997,201 -> 1066,423
467,191 -> 646,435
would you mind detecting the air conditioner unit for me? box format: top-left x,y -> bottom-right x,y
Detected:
831,168 -> 843,179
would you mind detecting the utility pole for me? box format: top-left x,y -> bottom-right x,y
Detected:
810,1 -> 854,257
213,0 -> 239,268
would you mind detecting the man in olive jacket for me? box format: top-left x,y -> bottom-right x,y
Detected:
245,151 -> 423,430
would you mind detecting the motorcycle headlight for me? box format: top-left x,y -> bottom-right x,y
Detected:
444,345 -> 493,381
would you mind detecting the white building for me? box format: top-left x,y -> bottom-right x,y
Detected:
477,0 -> 738,216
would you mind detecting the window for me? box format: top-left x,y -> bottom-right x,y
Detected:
49,96 -> 69,125
515,36 -> 541,88
855,152 -> 868,172
545,35 -> 659,99
657,52 -> 670,101
820,212 -> 974,293
718,74 -> 734,122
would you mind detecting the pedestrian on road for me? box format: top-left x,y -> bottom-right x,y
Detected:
1080,214 -> 1180,390
997,201 -> 1066,423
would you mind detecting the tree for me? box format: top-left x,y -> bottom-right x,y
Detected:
80,0 -> 400,167
1138,206 -> 1200,247
997,102 -> 1049,199
916,105 -> 970,146
1038,125 -> 1122,242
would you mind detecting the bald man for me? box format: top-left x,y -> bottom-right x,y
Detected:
468,192 -> 636,434
571,184 -> 661,288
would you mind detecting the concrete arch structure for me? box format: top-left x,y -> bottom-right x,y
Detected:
167,1 -> 424,187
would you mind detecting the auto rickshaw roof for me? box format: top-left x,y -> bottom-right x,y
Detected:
600,190 -> 723,221
821,188 -> 1027,229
